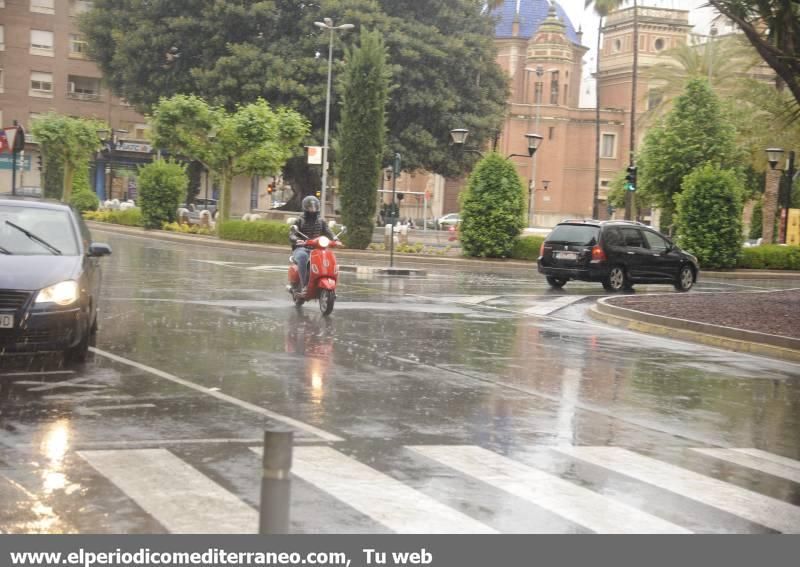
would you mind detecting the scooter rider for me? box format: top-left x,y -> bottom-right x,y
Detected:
290,196 -> 337,294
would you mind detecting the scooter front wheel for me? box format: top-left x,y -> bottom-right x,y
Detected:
319,289 -> 335,316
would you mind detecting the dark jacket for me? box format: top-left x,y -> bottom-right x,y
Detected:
290,216 -> 336,249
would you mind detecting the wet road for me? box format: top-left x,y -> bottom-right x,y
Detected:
2,230 -> 800,534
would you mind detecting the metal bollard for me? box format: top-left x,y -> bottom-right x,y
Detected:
258,430 -> 294,534
384,224 -> 393,248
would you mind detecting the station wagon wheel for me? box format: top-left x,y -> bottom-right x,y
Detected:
602,265 -> 627,292
546,276 -> 567,289
675,265 -> 694,292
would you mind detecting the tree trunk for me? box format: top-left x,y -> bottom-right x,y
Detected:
762,168 -> 781,244
62,163 -> 75,203
592,18 -> 603,220
220,166 -> 233,224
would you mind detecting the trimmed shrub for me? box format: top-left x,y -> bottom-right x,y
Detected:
137,159 -> 188,229
83,208 -> 143,226
739,245 -> 800,270
460,153 -> 526,258
674,164 -> 744,269
70,190 -> 100,213
511,236 -> 545,261
162,222 -> 213,236
218,220 -> 290,245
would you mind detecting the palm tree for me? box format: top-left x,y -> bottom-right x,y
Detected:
586,0 -> 623,219
641,35 -> 760,127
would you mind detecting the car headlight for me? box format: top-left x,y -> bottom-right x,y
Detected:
36,281 -> 80,306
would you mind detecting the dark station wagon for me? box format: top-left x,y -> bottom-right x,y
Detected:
537,220 -> 699,292
0,197 -> 111,362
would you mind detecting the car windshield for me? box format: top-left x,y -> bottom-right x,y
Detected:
547,224 -> 600,246
0,205 -> 80,256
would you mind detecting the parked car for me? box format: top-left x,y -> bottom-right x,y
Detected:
0,197 -> 112,362
537,220 -> 699,292
183,198 -> 218,223
436,213 -> 461,230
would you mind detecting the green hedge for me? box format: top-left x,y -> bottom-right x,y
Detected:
738,245 -> 800,270
83,208 -> 143,227
510,236 -> 545,261
218,220 -> 290,245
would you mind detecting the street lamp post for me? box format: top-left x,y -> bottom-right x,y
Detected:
766,147 -> 797,244
708,26 -> 718,83
314,18 -> 354,218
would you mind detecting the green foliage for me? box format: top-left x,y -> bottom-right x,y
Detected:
638,79 -> 741,231
162,222 -> 213,236
149,95 -> 308,222
738,245 -> 800,270
31,113 -> 106,202
137,159 -> 189,229
674,164 -> 744,269
80,0 -> 507,179
510,236 -> 545,261
70,189 -> 100,213
42,154 -> 64,200
83,208 -> 143,226
338,29 -> 390,249
749,198 -> 763,240
218,220 -> 290,245
460,153 -> 526,258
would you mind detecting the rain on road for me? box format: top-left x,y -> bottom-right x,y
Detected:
1,230 -> 799,534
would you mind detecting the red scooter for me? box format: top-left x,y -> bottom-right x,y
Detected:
287,226 -> 345,316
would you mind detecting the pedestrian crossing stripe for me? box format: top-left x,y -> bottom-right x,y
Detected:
76,445 -> 800,534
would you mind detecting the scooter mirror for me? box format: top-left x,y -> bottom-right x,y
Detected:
290,225 -> 298,234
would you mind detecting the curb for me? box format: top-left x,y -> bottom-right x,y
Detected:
85,221 -> 534,270
589,297 -> 800,363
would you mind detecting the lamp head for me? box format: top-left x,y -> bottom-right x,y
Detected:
450,128 -> 469,146
766,147 -> 784,170
525,133 -> 543,156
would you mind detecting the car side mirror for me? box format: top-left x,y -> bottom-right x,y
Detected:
89,243 -> 112,257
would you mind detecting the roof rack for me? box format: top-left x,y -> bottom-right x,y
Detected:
560,218 -> 601,224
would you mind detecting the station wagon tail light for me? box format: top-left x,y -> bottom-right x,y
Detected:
318,236 -> 330,249
36,280 -> 79,306
591,245 -> 607,262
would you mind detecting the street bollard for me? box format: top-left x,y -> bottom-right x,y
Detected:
399,224 -> 409,245
258,430 -> 294,534
384,224 -> 392,248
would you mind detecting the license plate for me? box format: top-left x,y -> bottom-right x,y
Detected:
0,314 -> 13,329
555,251 -> 577,260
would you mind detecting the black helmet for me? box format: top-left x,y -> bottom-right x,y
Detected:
302,196 -> 321,214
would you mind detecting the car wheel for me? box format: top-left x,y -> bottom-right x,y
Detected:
602,265 -> 627,292
674,264 -> 694,292
546,276 -> 567,289
64,323 -> 95,364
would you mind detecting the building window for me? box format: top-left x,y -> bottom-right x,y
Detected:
30,29 -> 54,54
601,133 -> 616,158
648,90 -> 663,110
0,68 -> 4,93
534,82 -> 543,104
67,75 -> 102,101
70,34 -> 89,57
613,38 -> 622,53
30,0 -> 54,13
654,38 -> 665,51
30,71 -> 54,97
550,71 -> 559,105
0,25 -> 4,50
548,126 -> 555,140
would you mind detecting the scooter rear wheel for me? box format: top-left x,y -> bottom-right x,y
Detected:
319,289 -> 335,316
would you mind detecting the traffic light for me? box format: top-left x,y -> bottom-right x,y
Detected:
36,154 -> 43,172
315,191 -> 321,198
625,165 -> 637,191
267,183 -> 274,194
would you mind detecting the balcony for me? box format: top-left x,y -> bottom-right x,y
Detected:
67,76 -> 102,102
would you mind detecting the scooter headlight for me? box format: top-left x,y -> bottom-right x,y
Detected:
318,236 -> 331,249
36,280 -> 79,306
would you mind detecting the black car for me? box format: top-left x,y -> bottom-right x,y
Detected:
0,197 -> 111,362
537,220 -> 699,292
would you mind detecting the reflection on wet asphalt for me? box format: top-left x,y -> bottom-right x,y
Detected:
1,231 -> 799,534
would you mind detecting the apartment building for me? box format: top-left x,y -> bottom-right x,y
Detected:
0,0 -> 149,198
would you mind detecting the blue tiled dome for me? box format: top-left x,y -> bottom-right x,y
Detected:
492,0 -> 580,43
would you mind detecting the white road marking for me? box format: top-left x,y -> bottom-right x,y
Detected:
557,447 -> 800,533
1,372 -> 75,379
251,446 -> 497,534
90,348 -> 343,442
410,445 -> 690,534
79,448 -> 257,533
83,403 -> 157,412
440,296 -> 500,305
245,265 -> 286,271
26,377 -> 107,392
15,438 -> 270,450
523,295 -> 586,316
693,448 -> 800,483
191,260 -> 250,267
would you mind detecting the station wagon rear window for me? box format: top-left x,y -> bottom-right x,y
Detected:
547,225 -> 600,246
